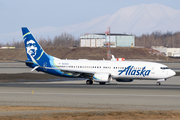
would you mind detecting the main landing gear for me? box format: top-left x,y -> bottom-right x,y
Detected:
86,80 -> 93,85
99,82 -> 106,85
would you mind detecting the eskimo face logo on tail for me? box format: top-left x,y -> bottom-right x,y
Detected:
118,65 -> 151,77
26,40 -> 37,57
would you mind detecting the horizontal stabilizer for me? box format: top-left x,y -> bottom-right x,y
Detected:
3,58 -> 34,64
31,66 -> 39,72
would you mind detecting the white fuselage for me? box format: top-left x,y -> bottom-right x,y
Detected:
52,58 -> 176,81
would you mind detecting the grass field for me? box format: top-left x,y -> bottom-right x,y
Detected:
0,47 -> 172,62
0,106 -> 180,120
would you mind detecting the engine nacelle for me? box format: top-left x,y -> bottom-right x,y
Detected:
116,79 -> 133,82
93,73 -> 111,82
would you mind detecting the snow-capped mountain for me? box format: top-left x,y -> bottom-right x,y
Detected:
1,3 -> 180,43
61,4 -> 180,35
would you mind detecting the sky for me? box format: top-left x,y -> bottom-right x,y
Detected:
0,0 -> 180,43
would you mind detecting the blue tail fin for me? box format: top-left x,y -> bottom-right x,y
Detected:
22,27 -> 50,67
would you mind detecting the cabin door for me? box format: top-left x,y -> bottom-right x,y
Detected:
151,67 -> 155,74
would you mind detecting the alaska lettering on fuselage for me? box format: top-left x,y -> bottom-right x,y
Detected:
118,65 -> 151,77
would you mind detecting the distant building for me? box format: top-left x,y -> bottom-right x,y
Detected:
152,46 -> 180,57
80,33 -> 134,47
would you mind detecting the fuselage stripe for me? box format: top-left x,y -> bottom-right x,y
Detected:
53,60 -> 58,68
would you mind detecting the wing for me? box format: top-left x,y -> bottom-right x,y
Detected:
44,67 -> 94,78
61,69 -> 94,78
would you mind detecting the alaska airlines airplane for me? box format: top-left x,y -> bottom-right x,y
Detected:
21,27 -> 176,85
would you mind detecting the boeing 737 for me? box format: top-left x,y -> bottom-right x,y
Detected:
21,27 -> 175,85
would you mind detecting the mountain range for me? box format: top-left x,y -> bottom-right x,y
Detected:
61,4 -> 180,36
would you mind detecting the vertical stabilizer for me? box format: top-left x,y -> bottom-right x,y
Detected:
22,27 -> 50,67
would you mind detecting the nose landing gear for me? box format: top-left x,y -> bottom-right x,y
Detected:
156,79 -> 166,86
156,82 -> 161,86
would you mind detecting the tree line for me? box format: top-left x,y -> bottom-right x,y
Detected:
0,32 -> 80,48
135,31 -> 180,48
1,31 -> 180,48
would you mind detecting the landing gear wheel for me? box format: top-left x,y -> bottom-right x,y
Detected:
99,82 -> 106,85
156,82 -> 161,86
86,80 -> 93,85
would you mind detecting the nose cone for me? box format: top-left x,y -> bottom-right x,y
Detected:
170,70 -> 176,77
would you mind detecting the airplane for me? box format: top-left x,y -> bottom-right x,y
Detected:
20,27 -> 175,85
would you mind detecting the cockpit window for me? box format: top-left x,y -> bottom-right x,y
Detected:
160,67 -> 169,70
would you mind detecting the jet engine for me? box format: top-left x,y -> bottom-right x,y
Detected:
93,73 -> 111,82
